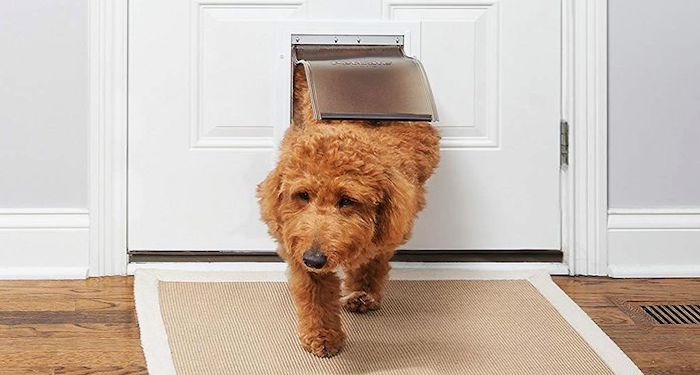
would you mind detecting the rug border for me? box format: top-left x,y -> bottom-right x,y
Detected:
134,270 -> 178,375
134,268 -> 643,375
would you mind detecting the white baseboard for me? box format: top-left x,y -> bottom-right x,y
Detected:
0,209 -> 90,280
0,267 -> 89,280
608,265 -> 700,278
0,208 -> 89,228
608,208 -> 700,229
607,209 -> 700,278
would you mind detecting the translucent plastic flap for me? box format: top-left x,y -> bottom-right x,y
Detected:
293,45 -> 438,121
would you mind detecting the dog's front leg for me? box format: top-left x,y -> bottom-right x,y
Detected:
288,263 -> 345,357
341,253 -> 391,313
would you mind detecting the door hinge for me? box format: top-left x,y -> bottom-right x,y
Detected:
560,120 -> 569,167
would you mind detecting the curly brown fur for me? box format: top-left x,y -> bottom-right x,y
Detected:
257,67 -> 439,357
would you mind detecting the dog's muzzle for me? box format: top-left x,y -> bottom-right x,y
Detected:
302,249 -> 327,269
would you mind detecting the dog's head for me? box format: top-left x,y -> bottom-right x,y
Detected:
257,127 -> 417,273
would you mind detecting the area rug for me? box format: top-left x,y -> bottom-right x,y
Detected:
134,268 -> 642,375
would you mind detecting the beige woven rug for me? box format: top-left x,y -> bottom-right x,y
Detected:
135,268 -> 642,375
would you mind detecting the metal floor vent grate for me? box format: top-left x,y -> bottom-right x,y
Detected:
641,304 -> 700,325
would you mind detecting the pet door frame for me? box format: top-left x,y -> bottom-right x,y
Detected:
270,22 -> 424,148
290,34 -> 438,121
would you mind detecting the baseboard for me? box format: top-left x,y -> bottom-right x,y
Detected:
0,209 -> 90,280
0,208 -> 89,228
608,208 -> 700,229
607,209 -> 700,278
608,265 -> 700,278
0,267 -> 89,280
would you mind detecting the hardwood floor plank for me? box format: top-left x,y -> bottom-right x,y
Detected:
53,366 -> 148,375
0,323 -> 140,339
0,311 -> 135,325
0,351 -> 146,368
75,298 -> 135,312
0,297 -> 76,312
0,368 -> 54,375
574,306 -> 638,326
0,367 -> 147,375
0,338 -> 143,353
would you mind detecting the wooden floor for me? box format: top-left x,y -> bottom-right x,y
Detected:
0,276 -> 697,374
554,277 -> 700,375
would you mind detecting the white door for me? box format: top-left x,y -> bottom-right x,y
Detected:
128,0 -> 561,252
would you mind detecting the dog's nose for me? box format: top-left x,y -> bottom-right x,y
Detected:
302,249 -> 327,269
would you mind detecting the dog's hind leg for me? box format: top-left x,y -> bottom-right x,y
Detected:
288,263 -> 346,357
341,253 -> 391,313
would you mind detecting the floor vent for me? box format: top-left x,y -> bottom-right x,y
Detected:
641,304 -> 700,325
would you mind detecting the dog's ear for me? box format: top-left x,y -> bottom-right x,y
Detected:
257,167 -> 284,241
373,168 -> 418,248
292,66 -> 316,129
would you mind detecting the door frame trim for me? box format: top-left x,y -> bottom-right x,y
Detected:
89,0 -> 609,276
88,0 -> 129,276
561,0 -> 609,275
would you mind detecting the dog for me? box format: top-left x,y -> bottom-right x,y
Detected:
257,67 -> 440,357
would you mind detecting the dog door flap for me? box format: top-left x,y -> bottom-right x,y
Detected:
293,45 -> 438,122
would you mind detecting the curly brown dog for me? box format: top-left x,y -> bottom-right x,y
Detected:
257,67 -> 440,358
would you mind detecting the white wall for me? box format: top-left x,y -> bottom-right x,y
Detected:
0,1 -> 88,207
608,0 -> 700,209
607,0 -> 700,277
0,1 -> 90,278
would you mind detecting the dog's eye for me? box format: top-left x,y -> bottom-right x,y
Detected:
295,191 -> 310,202
338,196 -> 354,208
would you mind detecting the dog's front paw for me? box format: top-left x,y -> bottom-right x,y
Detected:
299,329 -> 346,358
341,291 -> 381,313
